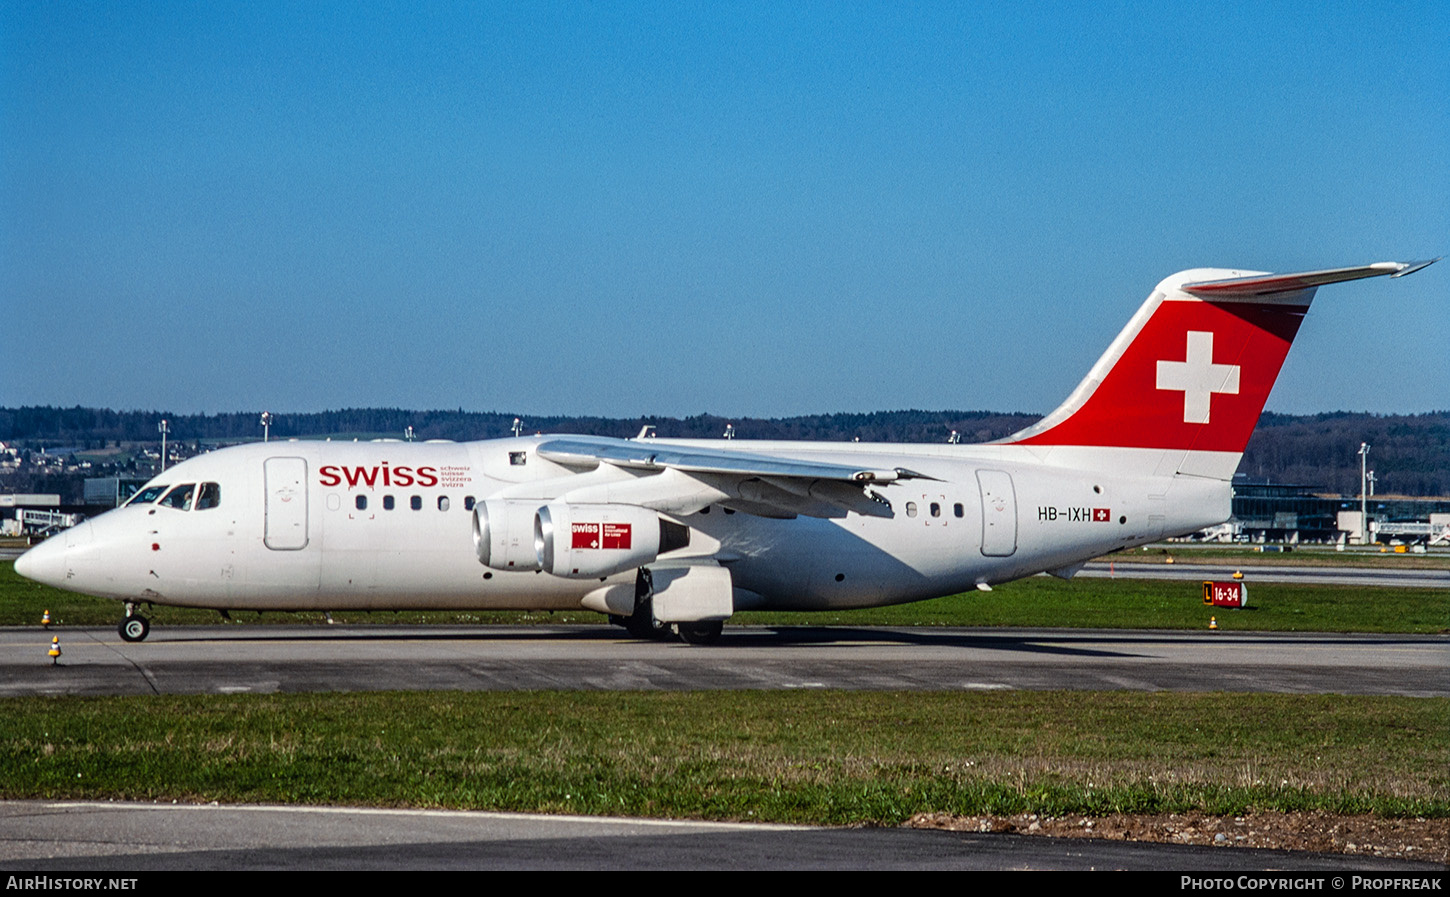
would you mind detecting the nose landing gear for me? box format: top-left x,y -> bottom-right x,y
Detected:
119,605 -> 150,642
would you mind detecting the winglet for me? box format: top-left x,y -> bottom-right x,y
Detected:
1391,258 -> 1441,278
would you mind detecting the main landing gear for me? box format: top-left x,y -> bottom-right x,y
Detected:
613,614 -> 723,645
119,604 -> 150,642
674,620 -> 723,645
614,568 -> 725,645
624,569 -> 670,639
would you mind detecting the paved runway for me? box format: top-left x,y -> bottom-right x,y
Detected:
4,623 -> 1446,697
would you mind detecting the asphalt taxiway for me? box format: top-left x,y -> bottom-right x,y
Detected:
3,623 -> 1446,697
1080,560 -> 1450,589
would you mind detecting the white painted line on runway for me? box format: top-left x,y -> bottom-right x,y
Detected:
41,801 -> 811,831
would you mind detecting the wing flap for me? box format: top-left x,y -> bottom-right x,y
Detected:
537,437 -> 909,484
534,436 -> 905,519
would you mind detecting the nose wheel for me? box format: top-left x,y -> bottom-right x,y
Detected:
119,613 -> 150,642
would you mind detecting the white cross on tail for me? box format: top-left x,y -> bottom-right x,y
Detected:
1155,331 -> 1240,424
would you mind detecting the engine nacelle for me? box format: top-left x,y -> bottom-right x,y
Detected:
534,502 -> 688,579
473,500 -> 543,572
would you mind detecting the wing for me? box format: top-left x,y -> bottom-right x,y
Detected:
500,435 -> 931,519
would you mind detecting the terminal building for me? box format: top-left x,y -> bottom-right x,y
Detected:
83,477 -> 150,508
1222,478 -> 1450,546
0,494 -> 79,537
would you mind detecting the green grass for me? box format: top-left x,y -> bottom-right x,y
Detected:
3,691 -> 1444,822
5,560 -> 1446,632
736,577 -> 1450,633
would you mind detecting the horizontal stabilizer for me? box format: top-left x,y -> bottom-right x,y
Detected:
1182,259 -> 1437,298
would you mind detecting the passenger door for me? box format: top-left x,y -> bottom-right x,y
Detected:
264,457 -> 310,550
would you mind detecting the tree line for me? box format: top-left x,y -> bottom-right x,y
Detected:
2,405 -> 1446,496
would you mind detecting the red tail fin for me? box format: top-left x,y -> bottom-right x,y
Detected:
1006,261 -> 1436,454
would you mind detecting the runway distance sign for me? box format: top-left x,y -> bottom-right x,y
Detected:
1202,580 -> 1247,608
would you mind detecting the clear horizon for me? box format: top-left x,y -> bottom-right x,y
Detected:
5,3 -> 1447,418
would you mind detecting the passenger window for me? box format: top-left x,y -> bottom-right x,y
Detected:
158,484 -> 195,511
356,495 -> 367,510
954,503 -> 964,518
411,495 -> 422,511
930,502 -> 941,517
464,496 -> 475,511
127,485 -> 169,506
383,495 -> 395,510
196,482 -> 221,510
906,502 -> 917,518
438,496 -> 450,512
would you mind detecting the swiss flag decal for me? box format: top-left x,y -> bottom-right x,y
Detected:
1015,299 -> 1305,452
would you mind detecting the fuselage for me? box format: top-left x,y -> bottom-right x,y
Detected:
17,435 -> 1229,613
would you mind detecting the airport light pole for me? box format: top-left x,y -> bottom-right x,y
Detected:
260,412 -> 272,443
158,419 -> 170,473
1359,442 -> 1370,545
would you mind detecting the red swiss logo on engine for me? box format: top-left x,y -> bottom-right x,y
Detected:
572,523 -> 632,550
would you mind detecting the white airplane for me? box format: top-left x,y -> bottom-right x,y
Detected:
15,260 -> 1436,643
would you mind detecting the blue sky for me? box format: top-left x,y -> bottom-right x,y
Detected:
3,2 -> 1446,419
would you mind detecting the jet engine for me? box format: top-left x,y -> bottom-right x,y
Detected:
473,499 -> 544,572
534,502 -> 690,578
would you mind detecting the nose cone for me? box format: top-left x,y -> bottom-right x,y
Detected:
14,537 -> 64,588
14,522 -> 93,590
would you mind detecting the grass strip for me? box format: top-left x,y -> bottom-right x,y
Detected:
3,691 -> 1445,823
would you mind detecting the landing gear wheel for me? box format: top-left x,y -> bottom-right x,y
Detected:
625,608 -> 670,640
119,614 -> 150,642
625,567 -> 671,640
675,620 -> 723,645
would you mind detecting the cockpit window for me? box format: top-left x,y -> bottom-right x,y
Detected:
127,485 -> 169,506
158,484 -> 196,511
195,482 -> 221,510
